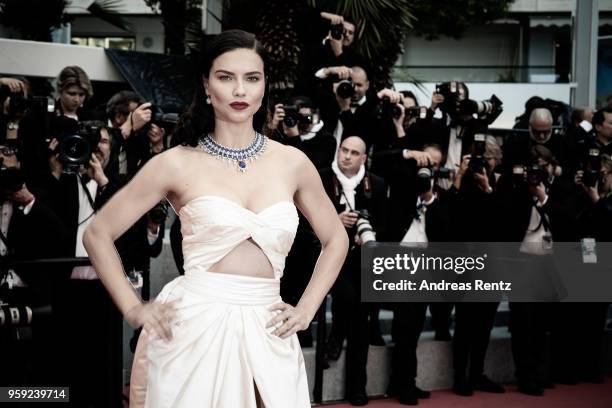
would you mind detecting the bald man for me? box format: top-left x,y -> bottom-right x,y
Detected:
318,136 -> 389,405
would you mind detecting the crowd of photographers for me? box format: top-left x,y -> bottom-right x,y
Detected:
264,11 -> 612,407
0,11 -> 611,407
0,67 -> 172,406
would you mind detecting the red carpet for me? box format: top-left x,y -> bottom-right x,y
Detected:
322,378 -> 612,408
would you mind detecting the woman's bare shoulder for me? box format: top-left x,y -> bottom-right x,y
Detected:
267,139 -> 310,170
150,144 -> 200,170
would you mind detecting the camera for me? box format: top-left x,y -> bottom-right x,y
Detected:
405,106 -> 429,121
581,147 -> 601,188
0,162 -> 24,195
329,76 -> 355,99
148,201 -> 169,225
282,105 -> 314,129
143,104 -> 180,133
468,133 -> 488,174
0,86 -> 28,118
435,81 -> 462,115
459,95 -> 503,125
330,23 -> 345,40
435,81 -> 503,124
415,166 -> 451,195
0,85 -> 52,124
52,118 -> 102,174
375,96 -> 403,121
526,163 -> 549,186
353,209 -> 376,244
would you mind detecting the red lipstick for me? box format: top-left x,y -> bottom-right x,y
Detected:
230,102 -> 249,110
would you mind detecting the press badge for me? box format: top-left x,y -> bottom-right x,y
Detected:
581,238 -> 597,264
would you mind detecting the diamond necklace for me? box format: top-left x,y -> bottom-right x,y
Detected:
198,132 -> 267,173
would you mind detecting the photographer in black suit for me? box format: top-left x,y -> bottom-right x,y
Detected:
314,65 -> 400,153
320,136 -> 388,406
497,145 -> 577,396
385,143 -> 449,405
0,138 -> 69,386
317,12 -> 361,70
448,136 -> 506,396
270,95 -> 336,346
268,95 -> 336,170
44,120 -> 125,407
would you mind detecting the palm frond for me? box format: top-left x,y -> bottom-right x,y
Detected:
86,0 -> 132,32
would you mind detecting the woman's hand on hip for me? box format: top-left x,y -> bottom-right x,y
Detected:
266,302 -> 310,339
125,299 -> 180,342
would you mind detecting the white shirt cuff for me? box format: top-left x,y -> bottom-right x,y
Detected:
315,68 -> 327,79
21,197 -> 36,215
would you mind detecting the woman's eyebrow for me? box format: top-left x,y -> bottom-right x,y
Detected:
213,69 -> 262,76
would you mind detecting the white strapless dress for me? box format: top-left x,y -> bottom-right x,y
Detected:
129,196 -> 311,407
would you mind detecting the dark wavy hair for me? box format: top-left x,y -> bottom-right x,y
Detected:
173,30 -> 270,147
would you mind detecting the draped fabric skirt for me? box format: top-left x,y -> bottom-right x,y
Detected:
129,271 -> 311,408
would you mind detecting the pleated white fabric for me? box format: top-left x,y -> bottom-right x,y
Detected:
129,195 -> 310,408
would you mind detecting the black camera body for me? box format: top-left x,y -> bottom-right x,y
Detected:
0,164 -> 24,195
415,166 -> 451,195
52,118 -> 102,174
143,104 -> 180,134
581,147 -> 602,188
330,23 -> 344,40
282,105 -> 313,129
375,96 -> 403,121
435,82 -> 503,124
526,164 -> 549,186
328,75 -> 355,100
468,133 -> 488,174
405,106 -> 429,121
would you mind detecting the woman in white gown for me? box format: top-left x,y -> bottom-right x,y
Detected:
83,30 -> 348,407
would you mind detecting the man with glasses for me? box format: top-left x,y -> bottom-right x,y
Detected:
504,107 -> 568,176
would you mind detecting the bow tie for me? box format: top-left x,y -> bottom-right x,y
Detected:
350,102 -> 360,108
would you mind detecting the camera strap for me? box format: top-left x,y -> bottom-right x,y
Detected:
77,174 -> 97,226
531,199 -> 551,233
333,173 -> 372,203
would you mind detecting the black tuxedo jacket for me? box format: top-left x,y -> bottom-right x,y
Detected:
6,197 -> 71,305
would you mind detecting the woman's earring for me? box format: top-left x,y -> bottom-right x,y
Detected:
205,95 -> 211,104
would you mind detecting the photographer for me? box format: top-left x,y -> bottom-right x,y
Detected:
315,65 -> 399,155
497,145 -> 577,396
432,82 -> 501,190
319,136 -> 388,406
268,95 -> 336,169
105,91 -> 153,179
0,137 -> 69,386
503,108 -> 568,176
390,91 -> 448,154
563,154 -> 612,385
386,143 -> 448,405
54,66 -> 93,120
44,121 -> 125,407
318,12 -> 361,69
0,77 -> 29,141
448,136 -> 506,396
